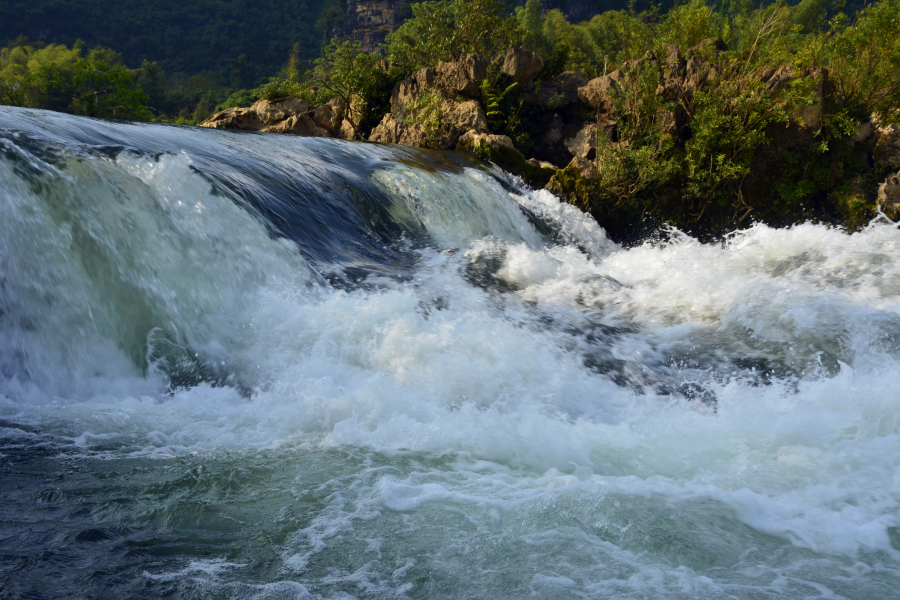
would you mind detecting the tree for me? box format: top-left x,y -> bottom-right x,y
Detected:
301,39 -> 395,138
385,0 -> 523,72
229,54 -> 254,89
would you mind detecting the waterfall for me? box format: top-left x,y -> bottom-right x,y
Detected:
2,106 -> 899,600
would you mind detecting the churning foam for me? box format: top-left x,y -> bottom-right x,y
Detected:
1,128 -> 899,574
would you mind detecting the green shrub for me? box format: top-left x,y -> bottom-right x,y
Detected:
828,0 -> 900,122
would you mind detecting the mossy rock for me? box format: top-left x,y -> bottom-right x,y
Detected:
456,130 -> 556,187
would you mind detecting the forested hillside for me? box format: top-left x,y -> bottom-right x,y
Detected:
0,0 -> 329,77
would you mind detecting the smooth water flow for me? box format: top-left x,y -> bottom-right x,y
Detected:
1,106 -> 899,599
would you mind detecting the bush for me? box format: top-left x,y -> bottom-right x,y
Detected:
828,0 -> 900,123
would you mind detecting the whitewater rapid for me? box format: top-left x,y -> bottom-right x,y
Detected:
1,107 -> 898,599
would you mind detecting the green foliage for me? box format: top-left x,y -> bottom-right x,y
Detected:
216,89 -> 259,112
480,71 -> 524,142
386,0 -> 522,72
0,41 -> 81,109
684,64 -> 808,210
659,0 -> 726,49
66,56 -> 152,119
0,0 -> 330,79
828,0 -> 900,122
0,39 -> 150,119
405,89 -> 444,148
593,64 -> 682,205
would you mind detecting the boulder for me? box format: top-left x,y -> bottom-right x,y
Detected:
875,124 -> 900,172
501,46 -> 544,89
198,105 -> 265,130
435,53 -> 489,97
567,155 -> 598,180
877,172 -> 900,218
262,114 -> 328,136
657,44 -> 685,101
564,122 -> 598,160
199,97 -> 345,138
370,55 -> 490,149
311,97 -> 347,135
578,74 -> 619,111
456,129 -> 556,187
851,121 -> 876,144
255,98 -> 310,124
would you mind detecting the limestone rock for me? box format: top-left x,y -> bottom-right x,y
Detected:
578,74 -> 619,111
851,121 -> 876,143
564,123 -> 597,160
444,99 -> 487,131
312,98 -> 347,135
456,129 -> 555,187
528,158 -> 558,169
435,54 -> 489,97
255,98 -> 311,124
877,172 -> 900,218
262,114 -> 328,136
372,56 -> 490,149
567,155 -> 598,180
199,97 -> 344,138
657,44 -> 686,101
875,124 -> 900,172
501,46 -> 544,89
198,106 -> 264,130
369,113 -> 401,143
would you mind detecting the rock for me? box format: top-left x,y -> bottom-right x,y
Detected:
657,44 -> 686,101
875,124 -> 900,171
255,98 -> 311,124
524,71 -> 588,107
369,113 -> 403,143
564,122 -> 597,159
198,106 -> 264,130
312,97 -> 347,135
199,97 -> 344,138
567,155 -> 598,180
877,172 -> 900,218
578,74 -> 619,111
793,68 -> 831,129
370,56 -> 490,149
262,114 -> 328,136
851,121 -> 876,143
456,129 -> 555,187
435,53 -> 489,97
501,46 -> 544,89
765,65 -> 794,93
528,158 -> 558,169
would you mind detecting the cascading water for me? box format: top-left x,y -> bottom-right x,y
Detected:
1,106 -> 899,599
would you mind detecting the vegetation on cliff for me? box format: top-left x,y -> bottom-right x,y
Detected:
239,0 -> 900,239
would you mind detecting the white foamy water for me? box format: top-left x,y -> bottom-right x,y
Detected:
1,110 -> 898,599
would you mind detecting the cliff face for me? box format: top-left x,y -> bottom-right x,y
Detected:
340,0 -> 409,53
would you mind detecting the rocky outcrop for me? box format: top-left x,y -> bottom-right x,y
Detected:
326,0 -> 409,54
369,54 -> 490,149
875,124 -> 900,172
199,97 -> 351,138
878,172 -> 900,218
456,129 -> 555,187
501,46 -> 544,89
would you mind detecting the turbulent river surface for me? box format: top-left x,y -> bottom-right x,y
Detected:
1,106 -> 899,599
